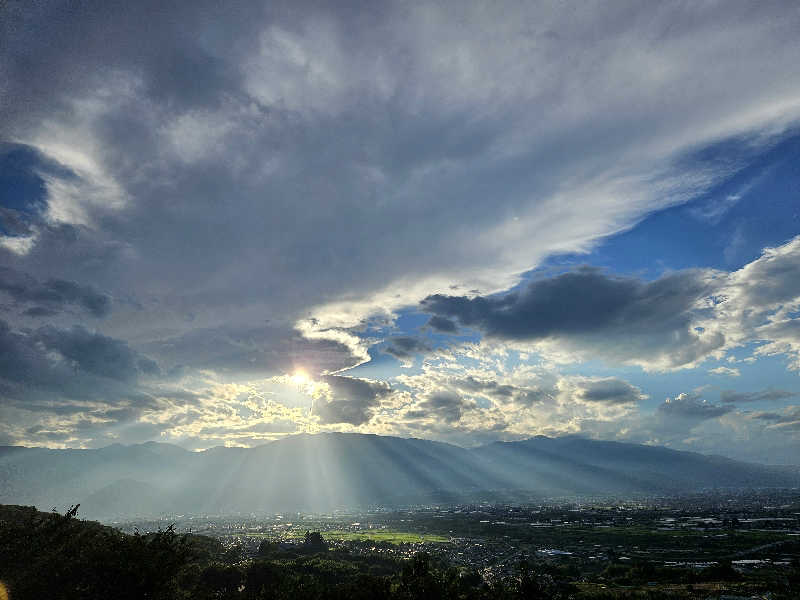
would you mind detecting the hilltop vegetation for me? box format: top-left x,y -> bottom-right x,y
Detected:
0,504 -> 574,600
0,504 -> 217,599
2,503 -> 799,599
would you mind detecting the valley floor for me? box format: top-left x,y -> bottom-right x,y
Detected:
100,489 -> 800,599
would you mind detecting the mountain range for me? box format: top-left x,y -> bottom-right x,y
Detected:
1,433 -> 798,519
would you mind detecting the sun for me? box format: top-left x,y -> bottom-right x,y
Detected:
290,369 -> 310,386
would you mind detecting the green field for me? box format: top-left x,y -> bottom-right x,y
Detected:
321,530 -> 449,543
244,529 -> 450,544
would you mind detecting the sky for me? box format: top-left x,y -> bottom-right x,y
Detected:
1,0 -> 800,463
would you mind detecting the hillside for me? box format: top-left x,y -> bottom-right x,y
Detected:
1,433 -> 797,519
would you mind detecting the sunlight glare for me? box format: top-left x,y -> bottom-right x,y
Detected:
290,369 -> 310,386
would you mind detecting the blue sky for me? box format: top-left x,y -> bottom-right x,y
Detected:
1,0 -> 799,463
592,134 -> 800,274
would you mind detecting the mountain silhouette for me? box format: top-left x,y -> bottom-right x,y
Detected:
1,433 -> 797,519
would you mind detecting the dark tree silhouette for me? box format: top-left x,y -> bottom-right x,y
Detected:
303,530 -> 326,551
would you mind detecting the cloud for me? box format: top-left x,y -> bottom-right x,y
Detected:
426,316 -> 458,333
36,324 -> 159,381
422,268 -> 723,370
450,376 -> 545,405
2,2 -> 800,449
382,336 -> 432,363
0,320 -> 158,393
390,344 -> 643,443
709,236 -> 800,370
750,318 -> 800,369
0,266 -> 111,317
721,235 -> 800,309
422,269 -> 705,339
420,235 -> 800,373
311,375 -> 392,425
141,324 -> 359,377
404,391 -> 474,424
453,377 -> 551,410
2,1 -> 799,354
569,377 -> 647,405
0,320 -> 166,444
657,392 -> 733,420
709,366 -> 740,377
748,406 -> 800,433
688,194 -> 742,225
377,341 -> 800,460
720,388 -> 797,403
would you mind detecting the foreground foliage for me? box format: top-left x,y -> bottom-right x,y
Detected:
0,505 -> 797,599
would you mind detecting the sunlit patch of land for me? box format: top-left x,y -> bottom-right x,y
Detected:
231,527 -> 449,544
285,530 -> 450,544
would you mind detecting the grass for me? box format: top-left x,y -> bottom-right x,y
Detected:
242,529 -> 449,544
222,519 -> 795,554
322,530 -> 449,544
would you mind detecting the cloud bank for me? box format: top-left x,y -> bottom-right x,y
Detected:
1,1 -> 799,457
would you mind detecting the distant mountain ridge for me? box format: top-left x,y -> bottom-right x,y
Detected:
1,433 -> 797,519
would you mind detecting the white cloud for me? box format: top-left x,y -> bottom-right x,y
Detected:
709,366 -> 740,377
710,236 -> 800,369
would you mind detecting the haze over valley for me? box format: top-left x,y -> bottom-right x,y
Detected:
3,433 -> 798,519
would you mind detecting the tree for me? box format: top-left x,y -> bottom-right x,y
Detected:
303,530 -> 326,551
256,539 -> 278,557
398,553 -> 441,600
197,564 -> 242,600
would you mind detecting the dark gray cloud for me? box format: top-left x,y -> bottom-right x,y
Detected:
0,1 -> 262,134
422,268 -> 722,369
426,316 -> 458,333
657,393 -> 733,420
0,320 -> 159,406
383,336 -> 432,361
749,407 -> 800,432
0,266 -> 111,317
36,324 -> 158,381
573,377 -> 645,405
312,375 -> 392,425
405,391 -> 473,423
448,376 -> 549,406
721,388 -> 797,404
751,411 -> 786,421
750,406 -> 800,422
22,306 -> 60,317
422,268 -> 706,338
